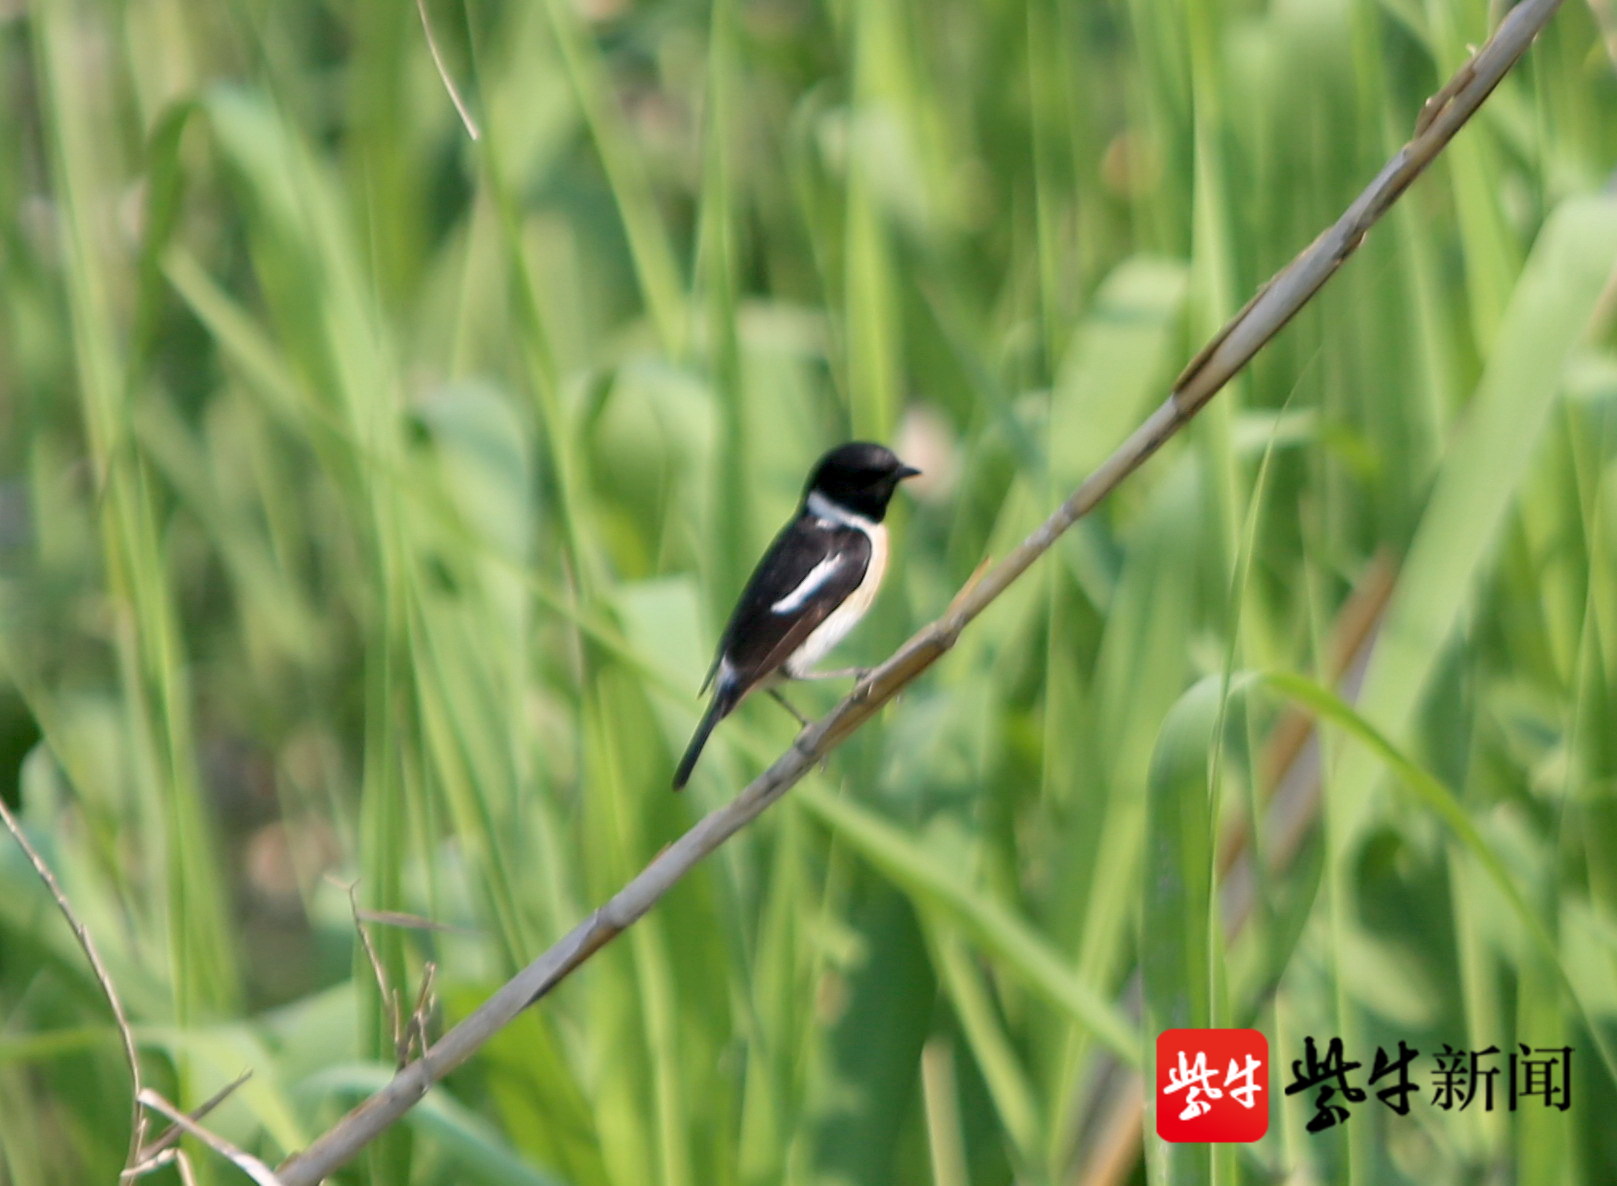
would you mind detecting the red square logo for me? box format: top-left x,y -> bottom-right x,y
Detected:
1156,1028 -> 1270,1142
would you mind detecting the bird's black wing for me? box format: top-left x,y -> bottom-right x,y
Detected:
703,513 -> 872,699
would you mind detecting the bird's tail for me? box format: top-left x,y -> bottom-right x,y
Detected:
672,690 -> 733,791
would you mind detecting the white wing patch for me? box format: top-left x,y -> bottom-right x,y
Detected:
771,555 -> 844,615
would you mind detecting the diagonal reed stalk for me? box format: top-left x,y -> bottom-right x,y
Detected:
274,0 -> 1564,1179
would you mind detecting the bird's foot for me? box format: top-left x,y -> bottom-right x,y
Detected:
795,665 -> 870,681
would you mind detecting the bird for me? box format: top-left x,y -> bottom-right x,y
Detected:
672,441 -> 921,790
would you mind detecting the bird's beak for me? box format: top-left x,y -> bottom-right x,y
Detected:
896,465 -> 922,480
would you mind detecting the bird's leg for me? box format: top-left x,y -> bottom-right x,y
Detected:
767,687 -> 813,727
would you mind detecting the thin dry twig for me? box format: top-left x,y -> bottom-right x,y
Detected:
0,794 -> 149,1172
403,961 -> 439,1067
135,1089 -> 286,1186
416,0 -> 481,140
338,877 -> 445,1066
344,878 -> 401,1043
357,907 -> 477,935
134,1070 -> 255,1165
124,1146 -> 199,1186
275,2 -> 1564,1181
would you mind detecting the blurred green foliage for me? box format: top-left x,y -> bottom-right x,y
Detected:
2,0 -> 1616,1183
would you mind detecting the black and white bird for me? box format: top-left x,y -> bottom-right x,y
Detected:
673,442 -> 921,790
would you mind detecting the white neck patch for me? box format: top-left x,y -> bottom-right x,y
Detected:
806,490 -> 876,535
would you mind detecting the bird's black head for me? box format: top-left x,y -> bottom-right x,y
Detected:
804,441 -> 921,523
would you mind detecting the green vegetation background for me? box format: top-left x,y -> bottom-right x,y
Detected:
3,0 -> 1616,1183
